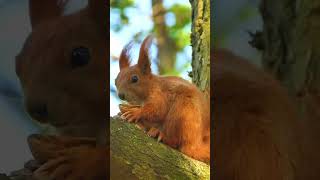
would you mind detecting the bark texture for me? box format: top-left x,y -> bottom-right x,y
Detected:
257,0 -> 320,122
110,116 -> 210,180
252,1 -> 320,178
190,0 -> 211,92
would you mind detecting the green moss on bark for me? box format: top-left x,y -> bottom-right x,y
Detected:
110,116 -> 210,180
190,0 -> 210,92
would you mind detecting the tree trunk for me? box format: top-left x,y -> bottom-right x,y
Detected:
110,117 -> 210,180
256,0 -> 320,131
152,0 -> 177,75
190,0 -> 211,93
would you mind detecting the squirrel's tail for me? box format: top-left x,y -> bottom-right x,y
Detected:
180,142 -> 210,164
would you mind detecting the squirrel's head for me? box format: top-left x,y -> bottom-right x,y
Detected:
15,0 -> 107,137
115,36 -> 154,105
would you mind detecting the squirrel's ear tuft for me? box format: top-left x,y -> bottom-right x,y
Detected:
138,35 -> 153,74
119,41 -> 133,70
29,0 -> 68,29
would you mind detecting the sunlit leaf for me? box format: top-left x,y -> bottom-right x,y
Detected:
168,4 -> 191,29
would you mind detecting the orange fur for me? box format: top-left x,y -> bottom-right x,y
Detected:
116,36 -> 210,163
212,49 -> 307,179
16,0 -> 108,179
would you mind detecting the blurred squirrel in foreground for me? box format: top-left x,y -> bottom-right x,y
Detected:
16,0 -> 107,179
213,49 -> 320,180
116,36 -> 210,163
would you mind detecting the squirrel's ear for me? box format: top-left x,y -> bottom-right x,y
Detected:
29,0 -> 68,29
88,0 -> 107,32
138,36 -> 153,74
119,42 -> 133,70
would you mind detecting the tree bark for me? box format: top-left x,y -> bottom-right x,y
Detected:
256,0 -> 320,130
110,116 -> 210,180
248,1 -> 320,178
190,0 -> 211,93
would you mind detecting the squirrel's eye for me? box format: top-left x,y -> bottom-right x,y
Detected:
131,75 -> 138,83
71,47 -> 90,68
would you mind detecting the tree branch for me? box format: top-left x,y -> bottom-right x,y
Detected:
110,116 -> 210,179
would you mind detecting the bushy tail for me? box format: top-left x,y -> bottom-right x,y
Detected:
180,142 -> 210,164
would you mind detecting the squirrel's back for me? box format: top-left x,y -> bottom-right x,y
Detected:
158,75 -> 210,137
159,75 -> 206,100
213,49 -> 303,179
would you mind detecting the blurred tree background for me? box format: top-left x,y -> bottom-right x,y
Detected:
110,0 -> 193,115
214,0 -> 262,66
109,0 -> 263,115
110,0 -> 191,74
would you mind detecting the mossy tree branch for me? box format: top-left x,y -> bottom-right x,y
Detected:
110,116 -> 210,180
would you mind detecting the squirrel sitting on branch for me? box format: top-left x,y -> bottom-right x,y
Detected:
116,36 -> 210,163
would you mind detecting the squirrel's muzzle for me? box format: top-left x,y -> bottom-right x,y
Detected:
118,93 -> 125,100
27,103 -> 49,122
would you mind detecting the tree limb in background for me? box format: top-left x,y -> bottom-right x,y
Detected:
152,0 -> 177,75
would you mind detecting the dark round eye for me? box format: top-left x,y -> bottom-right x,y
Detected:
71,47 -> 90,68
131,75 -> 138,83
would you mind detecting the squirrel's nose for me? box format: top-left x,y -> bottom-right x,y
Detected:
118,93 -> 125,100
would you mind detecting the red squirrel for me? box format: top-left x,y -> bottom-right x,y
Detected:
115,36 -> 210,163
15,0 -> 107,179
212,49 -> 305,180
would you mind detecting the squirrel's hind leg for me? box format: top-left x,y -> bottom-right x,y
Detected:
163,99 -> 210,162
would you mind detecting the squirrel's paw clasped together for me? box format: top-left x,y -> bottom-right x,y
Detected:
119,104 -> 164,142
119,104 -> 142,123
27,134 -> 106,180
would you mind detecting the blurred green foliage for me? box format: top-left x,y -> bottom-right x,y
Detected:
110,0 -> 191,76
110,0 -> 135,31
167,4 -> 191,52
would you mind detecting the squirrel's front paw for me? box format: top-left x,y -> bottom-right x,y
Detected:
27,134 -> 97,163
147,127 -> 164,142
32,146 -> 107,180
119,104 -> 142,123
